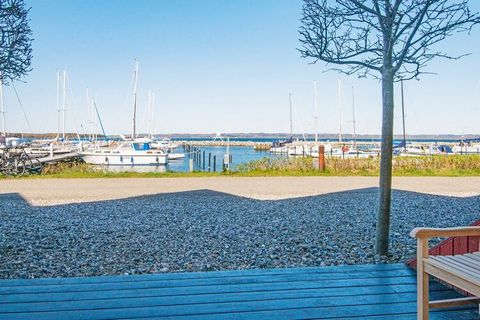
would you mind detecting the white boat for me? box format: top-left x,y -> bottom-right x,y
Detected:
452,143 -> 480,154
1,137 -> 28,148
270,146 -> 290,153
167,153 -> 185,160
396,144 -> 445,156
322,145 -> 375,158
288,144 -> 332,157
80,60 -> 168,167
151,137 -> 179,151
81,141 -> 168,166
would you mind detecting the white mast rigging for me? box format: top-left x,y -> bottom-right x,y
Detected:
313,81 -> 319,143
132,59 -> 139,140
352,85 -> 357,147
0,73 -> 5,138
150,91 -> 155,138
337,79 -> 343,143
289,92 -> 293,138
62,69 -> 67,141
56,72 -> 60,139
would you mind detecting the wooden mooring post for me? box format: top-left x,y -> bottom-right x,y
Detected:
189,158 -> 193,172
318,145 -> 326,172
213,155 -> 216,172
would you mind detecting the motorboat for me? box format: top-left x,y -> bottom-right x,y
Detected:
395,143 -> 446,156
452,142 -> 480,154
80,140 -> 168,166
151,137 -> 179,151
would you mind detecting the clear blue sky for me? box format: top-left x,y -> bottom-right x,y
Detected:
4,0 -> 480,136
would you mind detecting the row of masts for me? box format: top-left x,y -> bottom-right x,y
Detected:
290,79 -> 406,148
1,61 -> 405,148
50,59 -> 153,142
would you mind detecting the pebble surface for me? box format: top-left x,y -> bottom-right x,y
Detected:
0,188 -> 479,279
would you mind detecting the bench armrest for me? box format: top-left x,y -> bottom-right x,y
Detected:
410,227 -> 480,239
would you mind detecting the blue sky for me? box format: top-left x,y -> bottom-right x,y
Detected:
4,0 -> 480,135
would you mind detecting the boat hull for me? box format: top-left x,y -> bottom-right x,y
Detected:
81,153 -> 168,166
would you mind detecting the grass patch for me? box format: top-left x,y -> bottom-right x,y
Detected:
235,155 -> 480,177
13,161 -> 224,179
3,155 -> 480,179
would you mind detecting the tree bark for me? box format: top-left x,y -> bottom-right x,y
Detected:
376,67 -> 395,256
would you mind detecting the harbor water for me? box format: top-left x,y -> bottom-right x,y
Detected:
105,145 -> 284,173
170,145 -> 283,173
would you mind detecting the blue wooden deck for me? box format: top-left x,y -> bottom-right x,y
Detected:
0,263 -> 478,320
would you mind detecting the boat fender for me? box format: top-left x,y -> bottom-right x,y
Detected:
341,145 -> 349,153
104,156 -> 108,163
155,156 -> 159,163
130,156 -> 134,165
120,155 -> 123,162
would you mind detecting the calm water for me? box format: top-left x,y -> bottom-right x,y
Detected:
167,145 -> 283,173
103,145 -> 283,173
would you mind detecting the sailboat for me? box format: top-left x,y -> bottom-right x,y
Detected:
452,140 -> 480,154
80,60 -> 168,166
0,73 -> 25,148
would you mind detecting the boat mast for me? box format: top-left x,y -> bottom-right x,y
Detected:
337,79 -> 343,143
401,79 -> 407,152
289,92 -> 293,138
147,90 -> 151,138
91,98 -> 96,141
93,98 -> 106,139
56,72 -> 60,139
132,59 -> 139,140
151,91 -> 155,138
352,85 -> 357,148
85,87 -> 91,141
0,73 -> 5,137
313,81 -> 318,143
62,69 -> 67,141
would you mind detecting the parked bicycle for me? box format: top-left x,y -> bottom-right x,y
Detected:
0,147 -> 42,176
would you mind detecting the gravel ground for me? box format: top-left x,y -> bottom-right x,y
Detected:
1,184 -> 479,279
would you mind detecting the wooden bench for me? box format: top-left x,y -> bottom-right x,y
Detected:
411,226 -> 480,320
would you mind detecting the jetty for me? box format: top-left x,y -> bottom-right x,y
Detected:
35,152 -> 80,165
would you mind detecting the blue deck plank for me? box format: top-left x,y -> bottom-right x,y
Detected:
0,275 -> 419,302
0,282 -> 452,313
0,263 -> 407,287
0,268 -> 416,295
0,263 -> 477,320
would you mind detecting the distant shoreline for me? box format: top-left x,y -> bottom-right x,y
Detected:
6,132 -> 480,142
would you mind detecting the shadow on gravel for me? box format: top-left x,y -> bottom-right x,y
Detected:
0,188 -> 478,278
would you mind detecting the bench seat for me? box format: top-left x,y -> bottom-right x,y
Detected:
424,253 -> 480,297
411,226 -> 480,320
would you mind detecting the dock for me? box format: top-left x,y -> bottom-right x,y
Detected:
36,152 -> 80,165
0,263 -> 477,319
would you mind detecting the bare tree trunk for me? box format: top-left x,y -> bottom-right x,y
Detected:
376,67 -> 395,256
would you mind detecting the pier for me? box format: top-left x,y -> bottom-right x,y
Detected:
35,152 -> 80,165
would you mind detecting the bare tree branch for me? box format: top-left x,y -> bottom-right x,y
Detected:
0,0 -> 33,85
298,0 -> 480,80
298,0 -> 480,256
